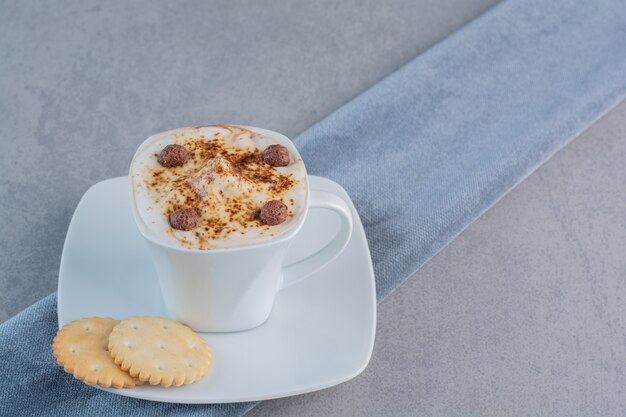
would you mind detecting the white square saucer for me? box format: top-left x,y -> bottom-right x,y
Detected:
57,175 -> 376,403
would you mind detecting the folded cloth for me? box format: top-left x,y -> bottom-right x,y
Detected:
2,0 -> 625,415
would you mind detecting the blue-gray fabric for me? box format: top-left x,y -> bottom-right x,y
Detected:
2,0 -> 625,415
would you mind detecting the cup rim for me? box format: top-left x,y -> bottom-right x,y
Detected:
129,124 -> 310,254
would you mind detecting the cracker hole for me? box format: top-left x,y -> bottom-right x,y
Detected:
192,345 -> 199,350
159,344 -> 165,350
92,366 -> 100,372
132,325 -> 138,330
84,326 -> 91,331
157,366 -> 163,371
162,324 -> 168,329
187,363 -> 194,368
71,348 -> 77,353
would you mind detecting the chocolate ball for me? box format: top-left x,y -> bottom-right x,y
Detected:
158,144 -> 189,168
262,145 -> 290,167
169,208 -> 199,231
259,200 -> 288,226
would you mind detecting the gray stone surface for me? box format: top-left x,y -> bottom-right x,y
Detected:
249,103 -> 626,416
3,0 -> 626,416
0,0 -> 499,321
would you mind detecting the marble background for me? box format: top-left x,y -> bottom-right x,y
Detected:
2,0 -> 626,415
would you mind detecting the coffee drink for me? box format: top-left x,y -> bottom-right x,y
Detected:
130,125 -> 307,250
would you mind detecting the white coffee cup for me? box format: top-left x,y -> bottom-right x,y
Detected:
130,127 -> 353,332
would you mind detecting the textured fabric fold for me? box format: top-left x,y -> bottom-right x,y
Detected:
2,0 -> 626,415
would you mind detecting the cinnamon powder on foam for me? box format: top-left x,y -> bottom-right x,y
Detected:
136,126 -> 302,250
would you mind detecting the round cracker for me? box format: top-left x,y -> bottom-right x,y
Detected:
108,316 -> 212,387
52,317 -> 141,388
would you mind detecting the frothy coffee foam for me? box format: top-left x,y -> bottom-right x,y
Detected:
131,125 -> 307,250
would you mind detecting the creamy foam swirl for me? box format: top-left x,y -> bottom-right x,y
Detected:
130,125 -> 307,250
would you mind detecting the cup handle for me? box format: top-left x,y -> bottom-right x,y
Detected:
280,189 -> 353,290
